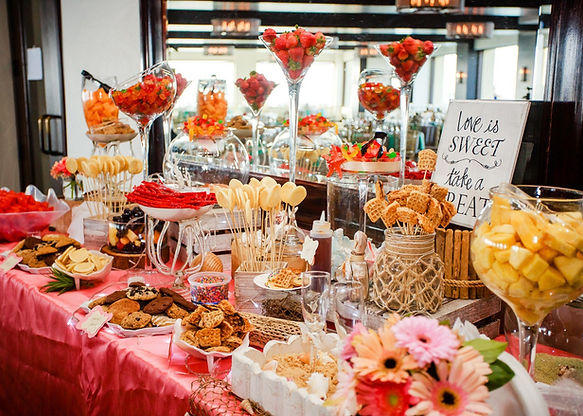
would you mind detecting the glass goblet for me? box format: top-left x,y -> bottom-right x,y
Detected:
111,61 -> 176,175
357,68 -> 400,134
471,184 -> 583,376
301,270 -> 331,370
332,281 -> 365,338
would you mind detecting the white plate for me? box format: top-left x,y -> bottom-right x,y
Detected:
253,272 -> 308,292
17,263 -> 52,274
172,318 -> 250,358
80,296 -> 175,337
139,204 -> 213,222
86,132 -> 137,144
53,249 -> 113,281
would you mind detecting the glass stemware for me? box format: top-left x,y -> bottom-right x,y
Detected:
471,184 -> 583,376
357,69 -> 400,134
260,29 -> 333,183
375,38 -> 437,186
301,270 -> 331,370
163,71 -> 190,152
236,71 -> 276,169
111,61 -> 176,175
332,281 -> 365,338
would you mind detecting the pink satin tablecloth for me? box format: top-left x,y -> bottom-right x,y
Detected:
0,243 -> 242,416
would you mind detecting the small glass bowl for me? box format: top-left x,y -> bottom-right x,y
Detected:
188,271 -> 231,304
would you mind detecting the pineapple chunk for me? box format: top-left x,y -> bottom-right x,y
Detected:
473,246 -> 494,274
537,267 -> 566,291
511,211 -> 544,251
494,248 -> 512,263
491,224 -> 516,235
491,198 -> 512,226
492,261 -> 520,284
521,254 -> 549,282
509,246 -> 534,270
538,246 -> 559,263
544,232 -> 577,257
554,256 -> 583,286
508,278 -> 534,298
483,232 -> 516,250
545,223 -> 583,251
126,228 -> 138,243
483,269 -> 509,292
475,223 -> 491,238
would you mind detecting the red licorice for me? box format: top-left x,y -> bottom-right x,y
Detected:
126,182 -> 217,209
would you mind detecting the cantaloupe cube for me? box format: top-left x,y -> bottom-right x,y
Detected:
537,267 -> 566,291
521,254 -> 549,282
545,223 -> 583,251
509,246 -> 534,270
508,278 -> 534,298
492,261 -> 520,284
538,246 -> 559,263
494,248 -> 512,263
544,232 -> 577,257
483,232 -> 516,250
511,211 -> 544,251
554,256 -> 583,286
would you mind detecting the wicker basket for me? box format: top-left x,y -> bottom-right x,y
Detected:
435,228 -> 489,299
239,312 -> 302,348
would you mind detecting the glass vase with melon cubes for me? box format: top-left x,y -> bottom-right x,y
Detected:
471,184 -> 583,377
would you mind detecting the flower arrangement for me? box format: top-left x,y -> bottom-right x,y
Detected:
328,315 -> 514,416
50,157 -> 83,200
183,114 -> 225,141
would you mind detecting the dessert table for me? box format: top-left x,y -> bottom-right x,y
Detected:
0,242 -> 243,416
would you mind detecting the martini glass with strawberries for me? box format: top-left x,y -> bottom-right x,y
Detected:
235,71 -> 276,168
260,27 -> 333,182
471,185 -> 583,376
111,61 -> 176,175
357,69 -> 400,133
375,37 -> 437,186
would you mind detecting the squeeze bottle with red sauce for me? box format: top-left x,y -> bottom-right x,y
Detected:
310,211 -> 333,274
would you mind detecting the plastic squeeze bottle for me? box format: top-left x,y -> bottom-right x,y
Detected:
310,211 -> 333,274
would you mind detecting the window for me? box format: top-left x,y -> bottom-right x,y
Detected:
480,45 -> 519,100
431,53 -> 457,111
168,60 -> 236,112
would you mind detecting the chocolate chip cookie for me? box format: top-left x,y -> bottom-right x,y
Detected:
159,287 -> 195,311
143,296 -> 173,314
120,311 -> 152,329
126,286 -> 159,301
108,298 -> 141,325
104,290 -> 128,304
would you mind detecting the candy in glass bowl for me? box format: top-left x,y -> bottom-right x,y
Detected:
357,68 -> 400,131
197,76 -> 227,121
471,184 -> 583,375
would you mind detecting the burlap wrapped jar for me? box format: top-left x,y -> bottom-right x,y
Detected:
371,229 -> 444,314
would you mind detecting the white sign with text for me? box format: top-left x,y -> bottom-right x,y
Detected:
433,100 -> 530,228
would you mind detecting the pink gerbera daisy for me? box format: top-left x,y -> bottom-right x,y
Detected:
341,322 -> 367,361
352,320 -> 418,383
392,316 -> 460,367
406,346 -> 491,416
356,379 -> 411,416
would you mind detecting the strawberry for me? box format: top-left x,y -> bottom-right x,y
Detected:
299,32 -> 316,48
397,50 -> 409,61
401,60 -> 414,72
302,55 -> 314,68
289,69 -> 302,80
288,58 -> 302,71
402,36 -> 417,53
379,44 -> 390,56
286,33 -> 299,49
239,80 -> 249,90
274,36 -> 286,51
257,86 -> 264,95
275,50 -> 289,66
392,42 -> 402,55
315,32 -> 326,47
305,45 -> 318,56
262,28 -> 277,43
414,49 -> 426,62
423,40 -> 434,55
288,47 -> 304,62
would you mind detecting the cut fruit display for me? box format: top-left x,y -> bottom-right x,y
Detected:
471,196 -> 583,326
377,36 -> 435,84
260,27 -> 332,82
235,71 -> 276,114
357,81 -> 400,120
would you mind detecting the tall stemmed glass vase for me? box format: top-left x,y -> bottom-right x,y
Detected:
236,72 -> 276,169
357,69 -> 400,134
375,39 -> 437,186
260,29 -> 333,183
111,61 -> 176,176
471,184 -> 583,376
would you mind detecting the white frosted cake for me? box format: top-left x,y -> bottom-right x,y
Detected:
341,160 -> 400,173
